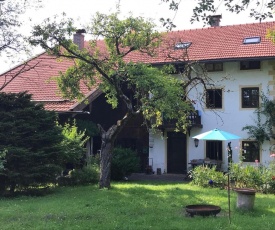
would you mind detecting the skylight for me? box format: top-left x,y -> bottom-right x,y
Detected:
174,42 -> 192,49
243,36 -> 261,44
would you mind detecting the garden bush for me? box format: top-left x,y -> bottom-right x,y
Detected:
230,163 -> 262,189
111,147 -> 140,181
58,155 -> 100,186
186,162 -> 275,194
189,165 -> 227,188
70,164 -> 99,185
229,162 -> 275,194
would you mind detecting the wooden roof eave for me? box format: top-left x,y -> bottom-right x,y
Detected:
69,87 -> 102,112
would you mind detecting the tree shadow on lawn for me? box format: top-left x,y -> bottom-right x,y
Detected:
112,181 -> 275,219
112,181 -> 229,215
1,186 -> 56,198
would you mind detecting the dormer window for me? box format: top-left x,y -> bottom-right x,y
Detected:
243,36 -> 261,44
174,42 -> 192,49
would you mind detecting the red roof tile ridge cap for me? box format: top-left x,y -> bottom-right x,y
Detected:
169,21 -> 275,33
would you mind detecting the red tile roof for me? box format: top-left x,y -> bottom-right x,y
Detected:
0,53 -> 92,111
38,101 -> 76,111
126,21 -> 275,64
1,21 -> 275,111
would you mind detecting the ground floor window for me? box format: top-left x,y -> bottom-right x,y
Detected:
206,141 -> 223,160
242,141 -> 260,162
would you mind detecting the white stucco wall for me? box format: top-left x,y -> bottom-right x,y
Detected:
149,60 -> 275,173
149,130 -> 166,173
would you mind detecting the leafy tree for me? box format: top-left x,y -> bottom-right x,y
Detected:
59,120 -> 89,168
30,12 -> 212,189
0,92 -> 64,193
161,0 -> 274,29
0,0 -> 42,90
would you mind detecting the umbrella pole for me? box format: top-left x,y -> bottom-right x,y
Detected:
227,142 -> 232,224
228,172 -> 231,224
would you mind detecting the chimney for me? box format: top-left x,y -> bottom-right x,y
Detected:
209,15 -> 222,27
73,29 -> 86,50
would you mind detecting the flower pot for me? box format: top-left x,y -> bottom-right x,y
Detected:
234,188 -> 256,210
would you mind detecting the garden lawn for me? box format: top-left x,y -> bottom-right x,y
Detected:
0,181 -> 274,230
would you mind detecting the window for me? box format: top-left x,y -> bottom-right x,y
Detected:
206,141 -> 223,160
206,89 -> 222,109
174,64 -> 185,73
243,36 -> 261,44
240,61 -> 260,70
174,42 -> 192,49
242,141 -> 260,162
241,87 -> 259,108
205,62 -> 223,72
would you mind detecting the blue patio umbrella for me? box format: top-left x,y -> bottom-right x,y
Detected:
192,128 -> 241,224
192,128 -> 241,141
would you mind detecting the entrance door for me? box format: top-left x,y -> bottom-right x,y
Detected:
167,132 -> 187,174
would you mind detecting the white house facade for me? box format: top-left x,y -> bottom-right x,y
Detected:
149,21 -> 275,174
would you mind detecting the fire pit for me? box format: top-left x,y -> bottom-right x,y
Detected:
185,204 -> 221,217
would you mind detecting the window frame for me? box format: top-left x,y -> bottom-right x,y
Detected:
243,37 -> 261,44
241,87 -> 259,108
174,42 -> 192,50
240,60 -> 261,70
205,88 -> 223,109
241,141 -> 260,162
206,140 -> 223,161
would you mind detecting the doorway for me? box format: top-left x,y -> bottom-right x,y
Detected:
167,132 -> 187,174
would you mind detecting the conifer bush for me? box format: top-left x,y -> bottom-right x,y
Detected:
0,92 -> 65,193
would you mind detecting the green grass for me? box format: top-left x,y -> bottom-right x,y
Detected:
0,181 -> 274,230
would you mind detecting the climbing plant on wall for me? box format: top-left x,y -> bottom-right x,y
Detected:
242,92 -> 275,144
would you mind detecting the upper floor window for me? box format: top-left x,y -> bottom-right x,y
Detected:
242,141 -> 260,162
206,89 -> 222,109
205,62 -> 223,72
240,61 -> 260,70
241,87 -> 259,108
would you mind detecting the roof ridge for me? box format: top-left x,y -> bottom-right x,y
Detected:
169,20 -> 275,33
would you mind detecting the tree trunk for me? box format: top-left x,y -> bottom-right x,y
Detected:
9,181 -> 16,194
97,111 -> 136,189
99,139 -> 113,189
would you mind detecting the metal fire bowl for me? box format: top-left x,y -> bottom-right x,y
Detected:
186,204 -> 221,217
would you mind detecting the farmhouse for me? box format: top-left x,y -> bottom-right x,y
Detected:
148,20 -> 275,173
1,19 -> 275,174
